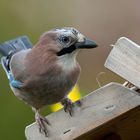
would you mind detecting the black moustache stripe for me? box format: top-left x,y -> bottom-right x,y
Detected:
57,45 -> 76,56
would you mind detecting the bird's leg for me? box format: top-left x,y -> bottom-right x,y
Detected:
61,98 -> 74,116
32,108 -> 50,137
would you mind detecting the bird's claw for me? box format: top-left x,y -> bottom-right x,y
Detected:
35,113 -> 50,137
61,98 -> 74,116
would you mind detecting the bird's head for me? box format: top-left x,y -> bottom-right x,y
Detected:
33,27 -> 98,72
36,27 -> 98,57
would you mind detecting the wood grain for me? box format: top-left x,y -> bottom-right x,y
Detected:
105,37 -> 140,88
25,83 -> 140,140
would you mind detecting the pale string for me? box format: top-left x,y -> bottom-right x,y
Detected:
96,72 -> 106,88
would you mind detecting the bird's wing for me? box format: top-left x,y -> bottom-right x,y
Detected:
0,36 -> 33,88
1,49 -> 31,88
10,49 -> 31,82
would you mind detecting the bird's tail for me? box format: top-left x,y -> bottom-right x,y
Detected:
0,36 -> 32,58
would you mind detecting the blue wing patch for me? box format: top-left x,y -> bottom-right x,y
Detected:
9,72 -> 24,89
1,57 -> 24,89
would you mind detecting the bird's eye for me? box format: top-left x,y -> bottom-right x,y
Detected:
61,36 -> 70,44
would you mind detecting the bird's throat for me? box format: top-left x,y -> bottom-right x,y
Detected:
57,53 -> 78,72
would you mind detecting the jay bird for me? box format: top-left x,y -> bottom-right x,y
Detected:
0,27 -> 97,136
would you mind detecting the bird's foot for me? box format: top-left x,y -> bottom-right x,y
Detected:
35,111 -> 50,137
61,98 -> 74,116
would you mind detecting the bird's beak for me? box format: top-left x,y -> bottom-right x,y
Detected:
75,38 -> 98,49
57,38 -> 98,56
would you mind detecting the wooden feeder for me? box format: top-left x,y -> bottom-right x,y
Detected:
25,37 -> 140,140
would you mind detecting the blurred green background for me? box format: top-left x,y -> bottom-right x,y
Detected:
0,0 -> 140,139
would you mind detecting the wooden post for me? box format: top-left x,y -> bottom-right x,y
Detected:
25,83 -> 140,140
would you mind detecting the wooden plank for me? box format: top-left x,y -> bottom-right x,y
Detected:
105,37 -> 140,88
25,82 -> 140,140
76,107 -> 140,140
